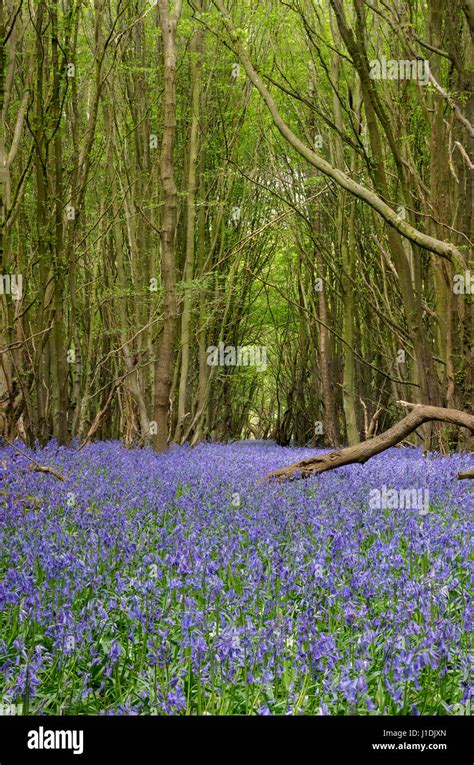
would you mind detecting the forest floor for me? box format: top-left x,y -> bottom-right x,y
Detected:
0,441 -> 472,715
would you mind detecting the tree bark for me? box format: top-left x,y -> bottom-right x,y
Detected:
331,44 -> 359,446
153,0 -> 182,452
175,7 -> 202,441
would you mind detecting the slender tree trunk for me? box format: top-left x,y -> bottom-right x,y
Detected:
51,3 -> 68,444
153,0 -> 182,452
331,46 -> 359,445
175,8 -> 202,441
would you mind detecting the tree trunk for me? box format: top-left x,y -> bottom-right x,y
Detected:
153,0 -> 182,452
175,7 -> 202,441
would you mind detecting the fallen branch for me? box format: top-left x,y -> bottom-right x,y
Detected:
28,464 -> 65,481
2,439 -> 66,481
457,469 -> 474,480
264,403 -> 474,481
